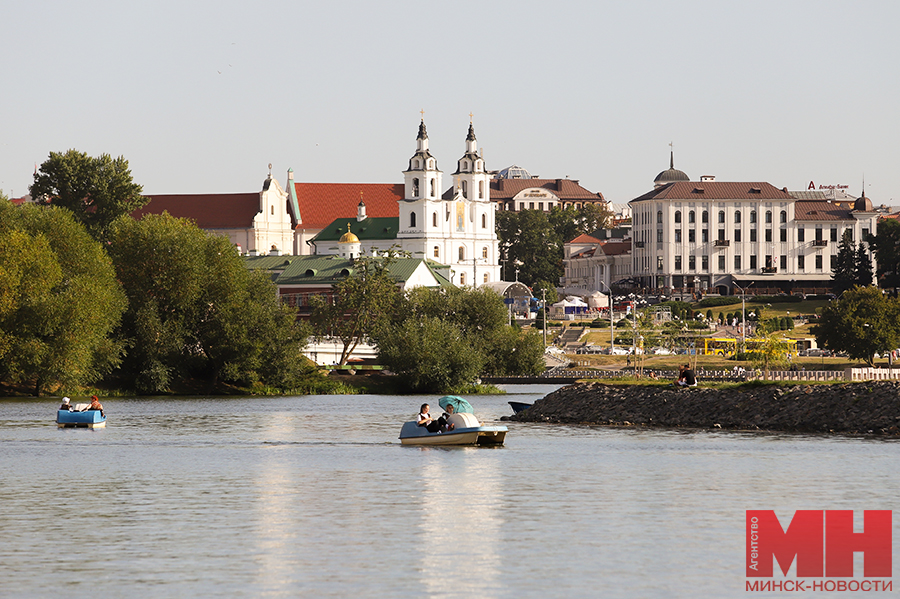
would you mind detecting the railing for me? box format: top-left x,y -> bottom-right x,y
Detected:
761,267 -> 777,274
714,239 -> 730,247
634,241 -> 645,248
814,239 -> 828,247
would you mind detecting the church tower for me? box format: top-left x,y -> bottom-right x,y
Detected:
452,119 -> 489,203
403,118 -> 442,201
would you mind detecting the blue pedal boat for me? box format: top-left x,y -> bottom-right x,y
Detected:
57,409 -> 106,429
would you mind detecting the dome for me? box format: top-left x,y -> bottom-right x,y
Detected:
854,194 -> 874,212
339,224 -> 360,244
496,164 -> 532,180
654,150 -> 690,185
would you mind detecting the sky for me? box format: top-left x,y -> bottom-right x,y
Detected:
2,1 -> 899,206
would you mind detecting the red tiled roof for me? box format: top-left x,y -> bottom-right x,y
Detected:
443,178 -> 604,201
293,183 -> 403,230
631,182 -> 793,202
133,193 -> 261,228
793,200 -> 854,221
599,240 -> 631,256
569,234 -> 603,244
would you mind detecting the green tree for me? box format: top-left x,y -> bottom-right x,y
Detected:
376,316 -> 484,392
30,150 -> 147,240
831,230 -> 857,295
496,209 -> 561,287
309,252 -> 404,366
869,218 -> 900,289
748,331 -> 792,380
855,242 -> 874,287
0,202 -> 127,394
108,213 -> 308,392
812,286 -> 900,366
548,204 -> 612,248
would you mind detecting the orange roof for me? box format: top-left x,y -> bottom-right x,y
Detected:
569,234 -> 603,244
293,183 -> 403,230
486,178 -> 605,201
632,182 -> 793,202
133,193 -> 261,228
599,240 -> 631,256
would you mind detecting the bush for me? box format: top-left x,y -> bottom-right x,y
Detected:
753,294 -> 802,303
697,296 -> 742,308
589,318 -> 609,328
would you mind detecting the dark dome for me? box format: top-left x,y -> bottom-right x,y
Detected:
654,168 -> 690,183
854,194 -> 874,212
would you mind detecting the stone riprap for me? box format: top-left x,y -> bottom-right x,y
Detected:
510,381 -> 900,435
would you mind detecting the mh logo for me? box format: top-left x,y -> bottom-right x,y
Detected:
746,510 -> 892,578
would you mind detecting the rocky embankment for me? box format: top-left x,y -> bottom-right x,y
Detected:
510,381 -> 900,435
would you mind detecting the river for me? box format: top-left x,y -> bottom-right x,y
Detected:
0,385 -> 897,598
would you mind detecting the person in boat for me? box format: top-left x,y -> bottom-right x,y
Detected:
440,404 -> 456,431
417,404 -> 450,433
87,395 -> 104,416
59,397 -> 72,411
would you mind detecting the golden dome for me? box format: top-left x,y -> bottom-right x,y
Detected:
339,223 -> 360,244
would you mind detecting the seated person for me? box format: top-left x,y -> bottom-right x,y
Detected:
440,404 -> 456,431
88,395 -> 104,416
676,364 -> 697,387
417,403 -> 451,433
59,397 -> 72,411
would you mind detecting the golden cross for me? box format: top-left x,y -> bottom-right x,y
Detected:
420,109 -> 425,120
469,112 -> 474,123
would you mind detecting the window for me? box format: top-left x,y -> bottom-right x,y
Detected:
410,212 -> 417,227
657,229 -> 663,243
462,180 -> 468,198
483,273 -> 488,283
750,211 -> 757,224
689,255 -> 696,270
482,246 -> 488,259
734,255 -> 742,270
433,246 -> 440,258
529,202 -> 534,210
765,211 -> 772,224
718,255 -> 725,271
765,229 -> 772,243
430,178 -> 435,197
702,255 -> 709,270
862,227 -> 870,239
780,255 -> 787,270
845,228 -> 853,242
830,228 -> 838,242
657,256 -> 664,270
750,255 -> 757,269
718,210 -> 725,224
750,229 -> 757,242
460,272 -> 465,285
657,210 -> 663,224
675,211 -> 682,224
702,229 -> 709,243
798,227 -> 805,242
702,211 -> 709,224
734,229 -> 742,242
780,210 -> 787,223
538,202 -> 543,211
718,229 -> 725,241
689,211 -> 696,224
675,229 -> 682,243
798,254 -> 805,270
765,255 -> 773,269
815,228 -> 823,241
479,181 -> 484,199
413,178 -> 419,197
481,214 -> 486,228
780,229 -> 787,242
675,255 -> 682,270
816,255 -> 823,270
458,246 -> 465,261
735,211 -> 742,224
688,229 -> 696,243
433,212 -> 438,227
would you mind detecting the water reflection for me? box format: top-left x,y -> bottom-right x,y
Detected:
418,449 -> 503,597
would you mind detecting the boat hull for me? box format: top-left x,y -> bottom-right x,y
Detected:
398,420 -> 507,446
57,410 -> 106,429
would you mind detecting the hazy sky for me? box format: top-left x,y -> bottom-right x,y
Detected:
2,1 -> 898,205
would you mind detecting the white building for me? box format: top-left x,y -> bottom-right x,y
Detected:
561,234 -> 632,296
629,175 -> 879,295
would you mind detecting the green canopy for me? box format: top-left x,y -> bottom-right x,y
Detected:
438,396 -> 474,414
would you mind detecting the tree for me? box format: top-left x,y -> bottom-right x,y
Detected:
548,204 -> 612,247
831,230 -> 857,295
855,241 -> 874,287
748,331 -> 792,380
869,218 -> 900,289
496,209 -> 561,287
108,213 -> 309,393
0,202 -> 127,394
812,286 -> 900,366
30,150 -> 147,240
309,251 -> 404,366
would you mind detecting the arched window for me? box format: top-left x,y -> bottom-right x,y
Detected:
765,210 -> 772,224
428,159 -> 434,169
718,210 -> 725,223
462,180 -> 468,198
433,246 -> 439,258
482,246 -> 488,259
412,178 -> 419,197
702,211 -> 709,223
483,273 -> 489,284
414,159 -> 419,169
271,205 -> 274,215
478,180 -> 484,198
481,214 -> 486,228
460,272 -> 466,286
734,211 -> 741,224
432,212 -> 437,227
657,210 -> 663,224
780,210 -> 787,223
430,178 -> 435,197
675,210 -> 682,224
410,212 -> 416,227
458,246 -> 465,261
750,210 -> 757,224
689,211 -> 695,224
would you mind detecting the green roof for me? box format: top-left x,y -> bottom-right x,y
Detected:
310,217 -> 399,244
244,254 -> 452,288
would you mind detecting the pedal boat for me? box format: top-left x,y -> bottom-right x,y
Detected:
57,407 -> 106,429
399,412 -> 507,446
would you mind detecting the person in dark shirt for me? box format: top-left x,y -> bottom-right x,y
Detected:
676,364 -> 697,388
59,397 -> 72,411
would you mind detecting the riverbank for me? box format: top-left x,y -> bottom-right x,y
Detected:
509,381 -> 900,435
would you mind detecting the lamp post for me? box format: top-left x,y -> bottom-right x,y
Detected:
598,279 -> 615,354
542,288 -> 548,347
734,281 -> 754,353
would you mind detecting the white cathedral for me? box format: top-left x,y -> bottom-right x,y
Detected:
311,119 -> 502,287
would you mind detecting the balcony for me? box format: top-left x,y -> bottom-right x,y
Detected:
761,267 -> 778,274
713,239 -> 730,247
634,241 -> 645,248
814,239 -> 828,247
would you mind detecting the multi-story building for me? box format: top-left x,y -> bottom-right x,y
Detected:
629,175 -> 879,295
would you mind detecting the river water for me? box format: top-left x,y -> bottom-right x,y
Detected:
1,385 -> 897,598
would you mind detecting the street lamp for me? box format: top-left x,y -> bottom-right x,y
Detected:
734,281 -> 755,353
597,279 -> 615,354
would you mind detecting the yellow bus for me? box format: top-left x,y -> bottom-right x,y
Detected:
702,337 -> 797,356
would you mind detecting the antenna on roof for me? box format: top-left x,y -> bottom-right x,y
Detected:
268,163 -> 272,177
